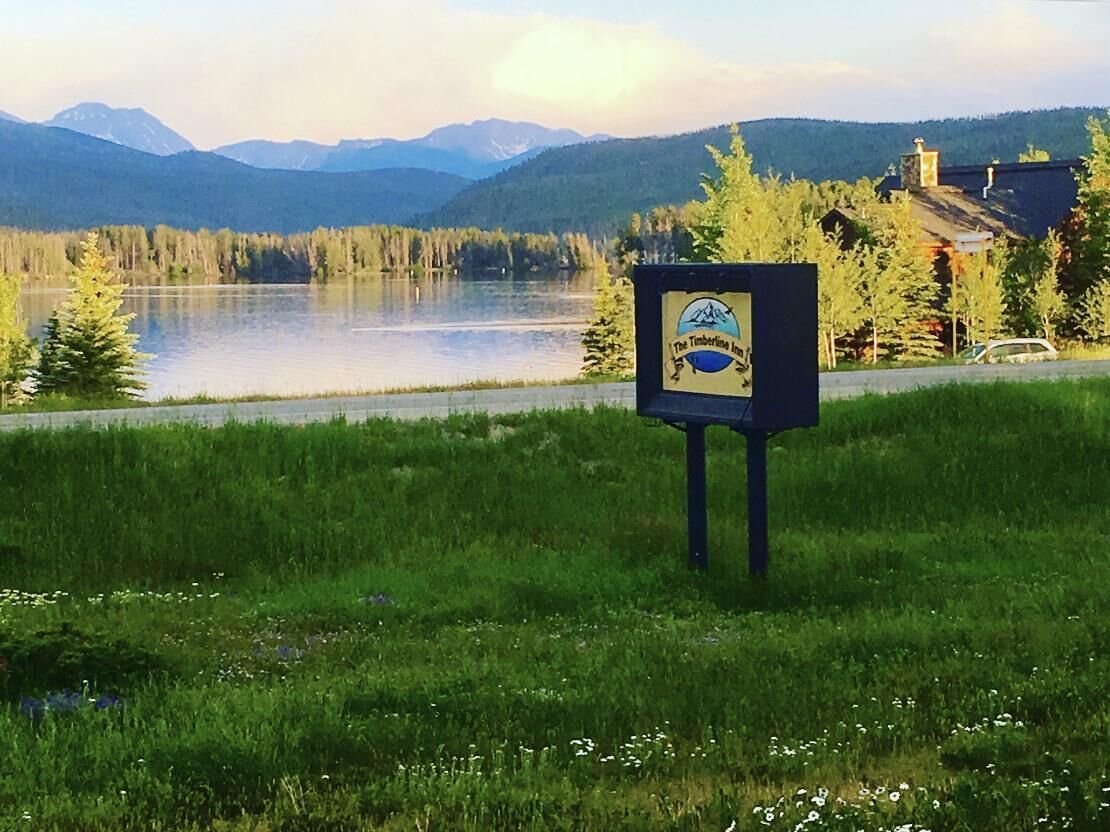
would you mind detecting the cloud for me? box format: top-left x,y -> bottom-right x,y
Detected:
923,2 -> 1102,77
487,16 -> 880,134
863,1 -> 1110,119
0,0 -> 1105,148
0,1 -> 882,146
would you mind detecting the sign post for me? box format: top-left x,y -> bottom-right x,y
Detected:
686,422 -> 708,571
743,428 -> 769,577
631,264 -> 818,577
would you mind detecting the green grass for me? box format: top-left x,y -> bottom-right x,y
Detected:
4,374 -> 634,415
1,380 -> 1108,831
1059,342 -> 1110,361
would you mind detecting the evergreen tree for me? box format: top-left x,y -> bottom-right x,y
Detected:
1030,230 -> 1067,342
958,243 -> 1009,346
1077,280 -> 1110,341
35,232 -> 149,399
1071,114 -> 1110,295
0,273 -> 36,408
581,259 -> 634,376
862,196 -> 938,361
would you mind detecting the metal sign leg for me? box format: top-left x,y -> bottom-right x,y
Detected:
745,430 -> 769,577
685,423 -> 708,571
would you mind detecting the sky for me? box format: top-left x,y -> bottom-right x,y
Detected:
0,0 -> 1107,149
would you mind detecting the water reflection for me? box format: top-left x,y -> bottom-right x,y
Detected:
21,272 -> 597,401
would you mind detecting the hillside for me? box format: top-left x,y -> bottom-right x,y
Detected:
417,108 -> 1105,235
0,120 -> 470,233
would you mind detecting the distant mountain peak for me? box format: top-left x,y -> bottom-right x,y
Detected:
212,139 -> 334,171
417,119 -> 594,162
0,109 -> 25,124
44,102 -> 194,156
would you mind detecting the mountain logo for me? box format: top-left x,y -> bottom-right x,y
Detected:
676,297 -> 741,373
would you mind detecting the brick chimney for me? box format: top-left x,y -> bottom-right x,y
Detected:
900,138 -> 940,191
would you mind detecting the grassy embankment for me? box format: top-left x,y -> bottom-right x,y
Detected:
2,375 -> 631,415
7,344 -> 1110,415
0,380 -> 1108,831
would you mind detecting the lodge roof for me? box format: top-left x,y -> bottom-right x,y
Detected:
875,158 -> 1082,242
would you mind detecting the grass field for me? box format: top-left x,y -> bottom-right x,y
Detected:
0,380 -> 1108,831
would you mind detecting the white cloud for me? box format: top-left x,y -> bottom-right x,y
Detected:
0,0 -> 1105,148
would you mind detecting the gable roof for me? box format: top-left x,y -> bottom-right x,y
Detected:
903,186 -> 1016,246
876,159 -> 1081,241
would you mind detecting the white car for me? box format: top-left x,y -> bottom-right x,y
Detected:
960,338 -> 1058,364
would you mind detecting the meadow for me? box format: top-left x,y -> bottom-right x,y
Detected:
0,380 -> 1108,831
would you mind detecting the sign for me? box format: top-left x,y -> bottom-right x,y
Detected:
631,263 -> 819,577
662,292 -> 753,397
633,264 -> 818,431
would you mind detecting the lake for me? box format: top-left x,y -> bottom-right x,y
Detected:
20,272 -> 597,401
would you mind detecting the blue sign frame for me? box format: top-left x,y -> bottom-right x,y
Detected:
632,263 -> 818,431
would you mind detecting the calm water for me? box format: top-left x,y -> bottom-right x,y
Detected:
21,272 -> 597,401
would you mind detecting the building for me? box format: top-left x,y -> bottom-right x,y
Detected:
823,138 -> 1082,257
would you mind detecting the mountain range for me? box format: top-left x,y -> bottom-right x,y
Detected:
0,104 -> 1103,235
685,302 -> 734,327
0,119 -> 467,232
331,123 -> 599,177
19,103 -> 604,179
216,119 -> 608,178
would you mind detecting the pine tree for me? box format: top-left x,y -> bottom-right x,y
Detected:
887,197 -> 940,359
0,273 -> 36,408
35,232 -> 148,399
581,259 -> 634,376
1072,114 -> 1110,295
1030,230 -> 1066,342
959,243 -> 1008,346
861,195 -> 938,361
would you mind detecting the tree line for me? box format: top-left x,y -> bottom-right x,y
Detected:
0,224 -> 601,281
583,114 -> 1110,373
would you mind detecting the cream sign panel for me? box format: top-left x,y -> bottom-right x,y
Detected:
662,291 -> 753,397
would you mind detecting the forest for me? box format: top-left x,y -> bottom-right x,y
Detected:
0,224 -> 601,281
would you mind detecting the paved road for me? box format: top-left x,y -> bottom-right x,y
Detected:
1,360 -> 1107,432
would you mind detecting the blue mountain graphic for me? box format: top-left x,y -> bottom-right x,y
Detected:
684,302 -> 732,327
